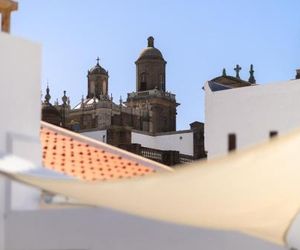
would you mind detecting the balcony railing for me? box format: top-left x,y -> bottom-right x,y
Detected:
119,143 -> 194,166
127,89 -> 176,101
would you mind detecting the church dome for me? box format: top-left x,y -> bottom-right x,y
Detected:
89,58 -> 108,75
137,36 -> 165,61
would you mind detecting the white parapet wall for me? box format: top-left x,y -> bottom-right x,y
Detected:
132,130 -> 194,156
205,79 -> 300,159
0,31 -> 42,250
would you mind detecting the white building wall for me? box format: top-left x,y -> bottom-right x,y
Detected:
205,79 -> 300,159
0,33 -> 41,164
0,32 -> 42,250
6,207 -> 282,250
81,130 -> 107,143
132,131 -> 194,156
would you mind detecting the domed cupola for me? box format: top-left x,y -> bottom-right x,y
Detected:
87,57 -> 109,99
137,36 -> 165,61
135,37 -> 166,92
42,86 -> 62,126
89,58 -> 108,76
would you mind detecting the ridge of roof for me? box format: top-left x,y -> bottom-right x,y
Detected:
210,75 -> 253,88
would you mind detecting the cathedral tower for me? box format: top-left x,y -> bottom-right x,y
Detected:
135,36 -> 166,91
126,37 -> 178,133
87,58 -> 109,99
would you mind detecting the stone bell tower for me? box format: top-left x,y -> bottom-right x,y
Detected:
126,36 -> 178,133
87,57 -> 109,99
136,36 -> 166,91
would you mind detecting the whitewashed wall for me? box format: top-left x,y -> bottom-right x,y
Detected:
0,33 -> 41,164
132,131 -> 194,155
205,79 -> 300,159
81,130 -> 107,143
0,32 -> 42,250
6,207 -> 282,250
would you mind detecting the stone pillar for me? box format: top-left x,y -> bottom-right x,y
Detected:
190,121 -> 206,159
162,150 -> 180,166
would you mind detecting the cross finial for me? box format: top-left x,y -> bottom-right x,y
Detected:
248,64 -> 256,84
44,85 -> 51,104
62,90 -> 68,105
96,57 -> 100,65
119,96 -> 123,106
0,0 -> 18,33
147,36 -> 154,47
222,68 -> 227,77
234,64 -> 242,79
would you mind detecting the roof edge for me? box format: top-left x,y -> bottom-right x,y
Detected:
41,121 -> 173,172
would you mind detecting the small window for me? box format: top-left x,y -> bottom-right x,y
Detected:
141,73 -> 146,82
269,131 -> 278,138
160,74 -> 163,83
140,82 -> 147,91
228,133 -> 236,152
140,73 -> 147,91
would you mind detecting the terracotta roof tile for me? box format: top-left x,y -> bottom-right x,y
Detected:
41,122 -> 170,182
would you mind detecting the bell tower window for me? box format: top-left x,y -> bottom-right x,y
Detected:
140,73 -> 147,91
160,74 -> 165,91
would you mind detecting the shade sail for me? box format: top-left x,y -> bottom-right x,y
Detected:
3,127 -> 300,247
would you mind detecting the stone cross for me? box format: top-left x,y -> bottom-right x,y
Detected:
96,57 -> 100,65
248,64 -> 256,84
234,64 -> 242,79
0,0 -> 18,33
222,68 -> 227,77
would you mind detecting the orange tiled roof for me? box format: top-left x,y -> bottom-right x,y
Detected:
41,122 -> 170,182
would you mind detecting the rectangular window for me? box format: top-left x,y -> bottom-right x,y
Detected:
140,81 -> 147,91
269,131 -> 278,138
228,133 -> 236,152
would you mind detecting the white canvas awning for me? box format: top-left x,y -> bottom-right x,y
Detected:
2,127 -> 300,247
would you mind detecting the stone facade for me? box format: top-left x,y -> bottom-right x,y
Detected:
43,37 -> 178,138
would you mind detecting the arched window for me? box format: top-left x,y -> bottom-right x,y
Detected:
160,74 -> 165,91
140,73 -> 147,91
102,79 -> 107,95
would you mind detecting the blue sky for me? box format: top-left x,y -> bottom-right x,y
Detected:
12,0 -> 300,129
